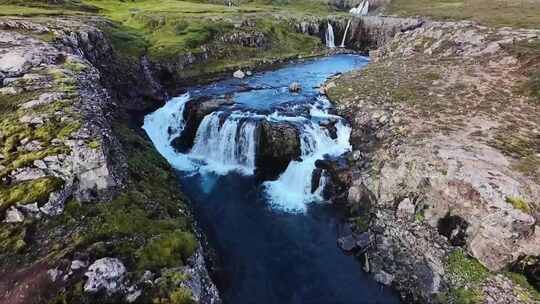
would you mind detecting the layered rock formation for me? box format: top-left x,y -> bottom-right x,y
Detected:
328,20 -> 540,303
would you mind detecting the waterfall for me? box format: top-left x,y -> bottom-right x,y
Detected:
350,0 -> 369,16
142,94 -> 195,171
263,99 -> 351,212
340,19 -> 352,48
325,22 -> 335,48
190,112 -> 257,175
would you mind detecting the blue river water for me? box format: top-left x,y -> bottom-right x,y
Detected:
144,54 -> 401,304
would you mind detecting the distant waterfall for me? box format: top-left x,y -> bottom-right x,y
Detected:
191,112 -> 257,175
325,22 -> 335,48
350,0 -> 369,16
340,19 -> 352,48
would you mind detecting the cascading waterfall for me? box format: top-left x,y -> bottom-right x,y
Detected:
325,22 -> 335,48
263,99 -> 351,212
190,112 -> 257,175
144,55 -> 368,213
340,19 -> 352,48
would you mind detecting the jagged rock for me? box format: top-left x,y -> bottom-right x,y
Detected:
338,234 -> 357,251
47,269 -> 63,282
41,185 -> 73,216
288,81 -> 302,92
84,258 -> 126,294
314,158 -> 352,201
0,86 -> 22,95
11,167 -> 46,182
24,140 -> 43,152
0,153 -> 4,160
125,287 -> 142,303
255,120 -> 301,180
396,198 -> 415,220
19,114 -> 45,125
319,120 -> 338,139
0,51 -> 28,75
4,207 -> 24,223
71,260 -> 88,271
18,202 -> 40,215
233,70 -> 245,79
171,97 -> 234,152
21,92 -> 64,109
374,270 -> 394,286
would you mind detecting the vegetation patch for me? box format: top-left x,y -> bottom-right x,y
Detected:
0,176 -> 63,212
505,196 -> 531,214
447,249 -> 489,285
386,0 -> 540,28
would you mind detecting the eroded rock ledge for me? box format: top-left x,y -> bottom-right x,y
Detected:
327,20 -> 540,303
0,18 -> 219,304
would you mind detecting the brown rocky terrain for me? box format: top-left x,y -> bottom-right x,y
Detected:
327,20 -> 540,303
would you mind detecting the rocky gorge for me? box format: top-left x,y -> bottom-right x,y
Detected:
0,1 -> 538,303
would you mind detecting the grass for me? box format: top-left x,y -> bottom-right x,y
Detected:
447,249 -> 490,285
505,196 -> 531,213
505,271 -> 540,302
386,0 -> 540,29
0,176 -> 63,212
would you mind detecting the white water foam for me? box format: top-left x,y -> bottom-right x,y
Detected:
263,100 -> 351,213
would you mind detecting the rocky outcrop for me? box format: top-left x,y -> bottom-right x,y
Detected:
255,120 -> 301,180
328,20 -> 540,303
0,17 -> 221,304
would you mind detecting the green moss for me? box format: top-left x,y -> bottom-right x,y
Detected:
88,139 -> 101,149
505,196 -> 531,214
136,230 -> 197,271
449,287 -> 484,304
57,121 -> 81,139
0,176 -> 63,212
447,249 -> 489,285
505,271 -> 540,302
63,60 -> 88,73
0,224 -> 27,253
0,90 -> 41,115
169,287 -> 196,304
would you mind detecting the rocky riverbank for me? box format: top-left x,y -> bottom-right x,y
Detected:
326,19 -> 540,303
0,17 -> 220,304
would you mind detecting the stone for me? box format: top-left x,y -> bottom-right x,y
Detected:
338,234 -> 357,251
373,270 -> 394,286
0,153 -> 4,160
246,70 -> 253,76
47,269 -> 63,282
21,92 -> 64,109
41,185 -> 73,216
255,120 -> 301,180
0,51 -> 28,75
84,258 -> 126,294
24,140 -> 43,152
11,167 -> 46,182
125,286 -> 142,303
288,81 -> 302,92
34,159 -> 47,169
396,197 -> 415,220
0,86 -> 21,95
233,70 -> 245,79
71,260 -> 88,271
347,185 -> 363,205
18,202 -> 39,214
4,207 -> 24,223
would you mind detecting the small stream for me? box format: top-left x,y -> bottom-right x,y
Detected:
143,54 -> 400,303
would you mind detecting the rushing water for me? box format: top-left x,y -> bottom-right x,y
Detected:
143,54 -> 400,304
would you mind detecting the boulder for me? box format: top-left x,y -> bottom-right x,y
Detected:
319,120 -> 338,139
288,82 -> 302,93
84,258 -> 126,294
233,70 -> 245,79
338,234 -> 357,251
171,97 -> 234,153
314,158 -> 352,201
4,207 -> 24,223
255,120 -> 301,180
396,197 -> 415,220
373,270 -> 394,286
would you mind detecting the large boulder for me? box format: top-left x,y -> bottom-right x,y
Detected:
84,258 -> 126,294
255,121 -> 301,180
171,97 -> 234,152
314,157 -> 352,202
